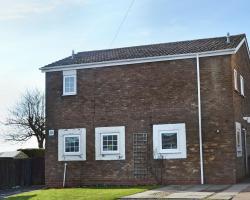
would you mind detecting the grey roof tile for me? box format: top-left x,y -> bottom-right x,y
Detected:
41,34 -> 245,69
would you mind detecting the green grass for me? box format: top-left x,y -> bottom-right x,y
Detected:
6,186 -> 156,200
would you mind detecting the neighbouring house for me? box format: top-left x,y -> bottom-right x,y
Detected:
40,33 -> 250,187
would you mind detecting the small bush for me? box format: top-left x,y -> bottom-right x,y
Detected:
18,148 -> 45,158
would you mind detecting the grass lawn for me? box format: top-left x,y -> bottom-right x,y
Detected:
6,186 -> 156,200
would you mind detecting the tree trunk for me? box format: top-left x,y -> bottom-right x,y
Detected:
37,137 -> 44,149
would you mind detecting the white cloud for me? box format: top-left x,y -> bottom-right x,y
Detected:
0,0 -> 87,20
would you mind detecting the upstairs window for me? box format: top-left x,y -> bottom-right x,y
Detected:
240,75 -> 245,96
234,69 -> 238,91
63,70 -> 77,95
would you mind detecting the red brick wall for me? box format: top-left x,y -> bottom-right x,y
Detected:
45,54 -> 244,187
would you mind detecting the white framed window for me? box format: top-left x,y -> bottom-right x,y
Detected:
95,126 -> 125,160
101,133 -> 119,154
160,130 -> 178,153
240,75 -> 245,96
153,123 -> 187,159
58,128 -> 86,161
234,69 -> 238,91
63,70 -> 77,95
64,135 -> 80,155
235,122 -> 243,157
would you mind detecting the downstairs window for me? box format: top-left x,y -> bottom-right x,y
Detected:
153,123 -> 187,159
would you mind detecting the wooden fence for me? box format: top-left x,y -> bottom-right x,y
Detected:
0,157 -> 44,189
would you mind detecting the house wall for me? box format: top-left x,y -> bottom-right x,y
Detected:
45,55 -> 238,187
200,55 -> 236,184
231,43 -> 250,181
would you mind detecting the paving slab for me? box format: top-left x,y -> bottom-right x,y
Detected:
233,185 -> 250,200
121,184 -> 250,200
121,189 -> 171,199
121,185 -> 193,199
159,185 -> 194,192
208,184 -> 250,200
184,185 -> 211,192
166,191 -> 213,199
202,185 -> 230,192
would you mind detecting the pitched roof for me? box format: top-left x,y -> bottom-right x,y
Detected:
0,151 -> 29,159
41,34 -> 245,70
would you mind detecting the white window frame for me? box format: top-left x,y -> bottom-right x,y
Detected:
159,130 -> 180,154
234,69 -> 238,91
236,122 -> 243,157
95,126 -> 125,160
240,75 -> 245,96
153,123 -> 187,159
64,134 -> 81,155
101,133 -> 119,155
63,70 -> 77,95
58,128 -> 86,161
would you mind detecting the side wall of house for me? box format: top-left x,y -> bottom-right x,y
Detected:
200,55 -> 236,184
231,43 -> 250,181
45,55 -> 237,187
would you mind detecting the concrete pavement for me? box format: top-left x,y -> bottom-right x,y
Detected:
122,184 -> 250,200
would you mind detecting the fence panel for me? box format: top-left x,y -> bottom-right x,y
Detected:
31,157 -> 45,185
0,158 -> 44,189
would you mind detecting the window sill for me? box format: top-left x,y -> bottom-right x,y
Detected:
234,89 -> 245,98
64,152 -> 81,156
158,151 -> 182,154
101,152 -> 120,155
62,93 -> 77,96
234,89 -> 245,96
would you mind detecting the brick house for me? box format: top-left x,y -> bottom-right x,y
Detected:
40,33 -> 250,187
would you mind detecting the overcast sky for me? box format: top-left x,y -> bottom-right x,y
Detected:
1,0 -> 250,152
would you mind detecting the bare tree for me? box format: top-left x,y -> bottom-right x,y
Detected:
4,89 -> 45,148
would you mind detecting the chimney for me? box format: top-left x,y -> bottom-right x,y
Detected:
226,32 -> 230,44
72,50 -> 75,59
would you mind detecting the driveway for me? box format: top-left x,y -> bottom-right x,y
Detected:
122,184 -> 250,200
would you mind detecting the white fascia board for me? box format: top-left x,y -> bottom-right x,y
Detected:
40,48 -> 236,73
245,38 -> 250,59
233,37 -> 250,61
234,38 -> 250,60
235,38 -> 246,53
